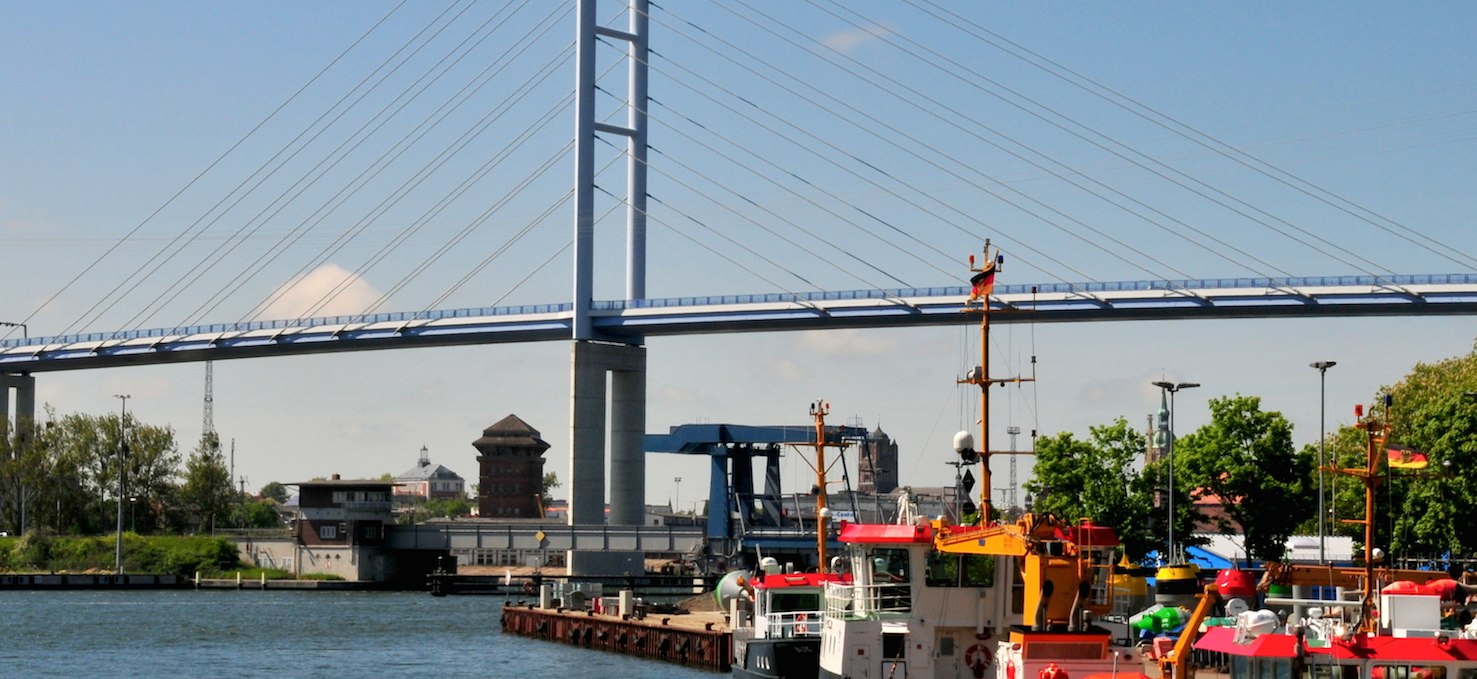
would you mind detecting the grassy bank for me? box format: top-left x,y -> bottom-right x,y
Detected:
0,533 -> 240,577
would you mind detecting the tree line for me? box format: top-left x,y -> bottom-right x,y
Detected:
1022,341 -> 1477,567
0,407 -> 277,536
0,406 -> 560,536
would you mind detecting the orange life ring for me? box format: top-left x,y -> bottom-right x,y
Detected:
965,643 -> 993,669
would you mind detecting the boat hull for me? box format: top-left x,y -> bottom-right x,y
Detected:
733,637 -> 821,679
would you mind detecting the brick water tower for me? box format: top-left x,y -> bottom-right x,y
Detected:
473,414 -> 550,518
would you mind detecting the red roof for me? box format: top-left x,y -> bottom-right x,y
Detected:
753,572 -> 848,590
838,521 -> 934,544
1059,520 -> 1120,548
1194,627 -> 1301,658
1196,627 -> 1477,664
1317,635 -> 1477,663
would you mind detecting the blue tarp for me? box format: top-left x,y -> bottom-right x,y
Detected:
1185,545 -> 1234,570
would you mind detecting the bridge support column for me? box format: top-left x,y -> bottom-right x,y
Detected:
1,373 -> 36,535
569,341 -> 646,527
0,373 -> 36,442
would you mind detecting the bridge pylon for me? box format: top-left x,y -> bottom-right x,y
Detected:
566,0 -> 650,576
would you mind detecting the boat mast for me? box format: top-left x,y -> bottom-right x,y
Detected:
794,401 -> 850,573
1348,396 -> 1391,633
812,401 -> 831,572
960,243 -> 1028,523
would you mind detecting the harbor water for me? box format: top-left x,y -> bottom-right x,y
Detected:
0,590 -> 718,678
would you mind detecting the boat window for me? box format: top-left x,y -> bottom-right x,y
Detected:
1254,656 -> 1294,679
1456,669 -> 1477,679
768,591 -> 821,613
873,549 -> 910,582
1371,665 -> 1446,679
925,553 -> 995,587
1307,663 -> 1358,679
883,632 -> 907,659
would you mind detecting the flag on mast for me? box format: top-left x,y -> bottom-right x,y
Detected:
968,260 -> 997,301
1387,444 -> 1429,470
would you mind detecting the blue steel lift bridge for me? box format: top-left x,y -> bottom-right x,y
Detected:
644,423 -> 866,553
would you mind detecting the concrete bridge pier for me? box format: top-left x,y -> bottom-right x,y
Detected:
0,373 -> 36,442
1,373 -> 36,534
568,341 -> 646,575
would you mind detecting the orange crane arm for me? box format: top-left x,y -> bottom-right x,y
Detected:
1159,584 -> 1219,679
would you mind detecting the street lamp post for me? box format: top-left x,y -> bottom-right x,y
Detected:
114,394 -> 130,575
1152,380 -> 1200,564
1311,361 -> 1337,564
673,476 -> 681,514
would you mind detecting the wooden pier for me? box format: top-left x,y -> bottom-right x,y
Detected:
501,603 -> 731,672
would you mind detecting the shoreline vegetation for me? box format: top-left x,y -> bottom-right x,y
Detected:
0,533 -> 342,581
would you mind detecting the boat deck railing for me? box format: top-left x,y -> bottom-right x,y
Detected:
823,581 -> 912,621
761,611 -> 824,638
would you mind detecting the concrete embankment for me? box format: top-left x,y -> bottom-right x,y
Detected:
194,577 -> 365,590
0,573 -> 377,591
0,573 -> 185,589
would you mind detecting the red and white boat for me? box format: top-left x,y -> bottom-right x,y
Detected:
815,246 -> 1150,679
732,568 -> 848,679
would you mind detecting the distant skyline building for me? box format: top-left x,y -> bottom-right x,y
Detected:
857,426 -> 898,495
473,414 -> 549,518
1149,391 -> 1171,465
393,445 -> 466,501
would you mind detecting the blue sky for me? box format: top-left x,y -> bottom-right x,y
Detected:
2,2 -> 1474,509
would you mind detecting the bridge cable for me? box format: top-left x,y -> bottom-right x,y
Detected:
239,16 -> 574,324
369,139 -> 577,317
641,130 -> 903,291
815,0 -> 1400,280
592,135 -> 824,293
24,0 -> 417,340
178,0 -> 562,328
89,0 -> 485,337
644,51 -> 1117,285
637,67 -> 962,282
151,1 -> 563,331
650,4 -> 1159,284
712,0 -> 1295,281
639,94 -> 935,286
417,181 -> 580,315
909,0 -> 1477,271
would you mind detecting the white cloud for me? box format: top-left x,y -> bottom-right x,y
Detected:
797,328 -> 900,357
255,263 -> 383,320
821,24 -> 892,53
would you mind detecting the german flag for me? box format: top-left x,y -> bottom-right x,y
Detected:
1387,444 -> 1429,470
968,261 -> 996,301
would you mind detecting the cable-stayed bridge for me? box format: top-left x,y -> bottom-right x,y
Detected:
3,274 -> 1477,373
3,3 -> 1473,569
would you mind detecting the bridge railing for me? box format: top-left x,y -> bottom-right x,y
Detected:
6,273 -> 1477,349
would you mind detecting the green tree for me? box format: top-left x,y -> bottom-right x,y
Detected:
1176,395 -> 1313,565
238,499 -> 284,529
260,481 -> 290,504
9,407 -> 179,535
1377,347 -> 1477,558
1026,418 -> 1161,560
541,472 -> 560,505
178,432 -> 233,532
